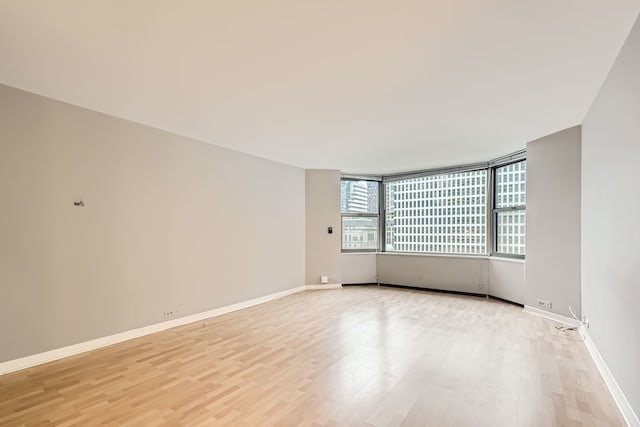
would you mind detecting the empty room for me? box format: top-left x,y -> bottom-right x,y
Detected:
1,1 -> 639,426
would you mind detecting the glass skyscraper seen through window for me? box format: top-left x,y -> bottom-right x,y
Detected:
341,180 -> 379,250
385,171 -> 487,254
495,161 -> 526,255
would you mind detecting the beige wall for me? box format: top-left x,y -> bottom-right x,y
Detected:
0,84 -> 306,363
377,254 -> 487,294
375,254 -> 525,304
525,126 -> 581,318
305,170 -> 341,284
488,258 -> 525,304
582,14 -> 640,418
341,254 -> 377,284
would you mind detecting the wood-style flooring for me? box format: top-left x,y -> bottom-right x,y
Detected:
0,286 -> 624,426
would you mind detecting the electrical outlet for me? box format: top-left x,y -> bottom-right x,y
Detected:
163,310 -> 179,319
537,299 -> 552,309
582,315 -> 589,328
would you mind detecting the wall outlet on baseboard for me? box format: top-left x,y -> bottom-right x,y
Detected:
320,275 -> 329,284
163,310 -> 179,319
537,299 -> 552,309
582,315 -> 590,328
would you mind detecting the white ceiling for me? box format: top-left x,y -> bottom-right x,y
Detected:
1,1 -> 639,174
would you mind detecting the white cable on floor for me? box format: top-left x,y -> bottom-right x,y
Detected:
568,306 -> 582,322
555,305 -> 585,332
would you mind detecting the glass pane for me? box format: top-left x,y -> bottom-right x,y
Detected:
495,161 -> 526,208
496,211 -> 526,255
341,180 -> 379,214
342,217 -> 378,250
384,170 -> 487,254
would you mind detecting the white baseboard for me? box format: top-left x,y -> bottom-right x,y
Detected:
305,283 -> 343,290
0,284 -> 341,376
523,305 -> 580,327
580,326 -> 639,427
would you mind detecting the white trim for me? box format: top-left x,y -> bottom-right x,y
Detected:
305,283 -> 343,290
488,256 -> 525,264
523,305 -> 580,326
341,252 -> 377,256
580,326 -> 639,427
377,252 -> 488,261
342,253 -> 526,263
1,284 -> 342,376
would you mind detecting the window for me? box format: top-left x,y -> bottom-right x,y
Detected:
384,170 -> 487,254
493,160 -> 526,256
341,151 -> 525,257
341,180 -> 379,251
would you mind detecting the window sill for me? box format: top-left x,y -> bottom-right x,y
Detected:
488,255 -> 525,263
341,252 -> 526,263
377,252 -> 488,261
341,251 -> 378,255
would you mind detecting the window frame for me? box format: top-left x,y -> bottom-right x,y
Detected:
340,178 -> 382,253
491,159 -> 526,259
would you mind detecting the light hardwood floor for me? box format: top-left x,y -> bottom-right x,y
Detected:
0,286 -> 624,426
